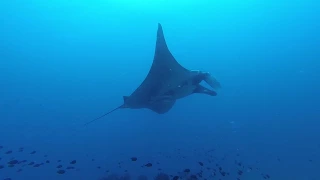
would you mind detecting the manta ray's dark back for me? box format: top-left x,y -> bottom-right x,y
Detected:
122,23 -> 191,113
84,23 -> 192,126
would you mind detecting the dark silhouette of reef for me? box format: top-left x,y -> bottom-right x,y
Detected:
154,173 -> 170,180
99,173 -> 201,180
99,173 -> 131,180
0,144 -> 274,180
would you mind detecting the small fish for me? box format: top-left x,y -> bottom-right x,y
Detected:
28,162 -> 35,165
67,166 -> 75,169
7,160 -> 19,165
70,160 -> 76,164
131,157 -> 137,161
184,169 -> 190,173
57,169 -> 65,174
56,165 -> 62,168
198,162 -> 204,166
18,160 -> 27,164
30,151 -> 36,154
220,171 -> 226,176
264,174 -> 270,179
46,160 -> 50,163
277,157 -> 281,162
0,165 -> 4,169
5,150 -> 12,154
144,163 -> 152,167
33,164 -> 41,167
173,176 -> 179,180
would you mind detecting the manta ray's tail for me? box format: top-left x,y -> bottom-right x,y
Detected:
84,105 -> 124,126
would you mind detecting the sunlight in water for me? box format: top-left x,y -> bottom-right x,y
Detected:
110,0 -> 198,12
114,0 -> 175,7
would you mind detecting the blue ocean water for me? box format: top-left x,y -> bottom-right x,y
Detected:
0,0 -> 319,180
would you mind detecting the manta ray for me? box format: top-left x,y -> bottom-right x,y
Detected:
85,23 -> 221,125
